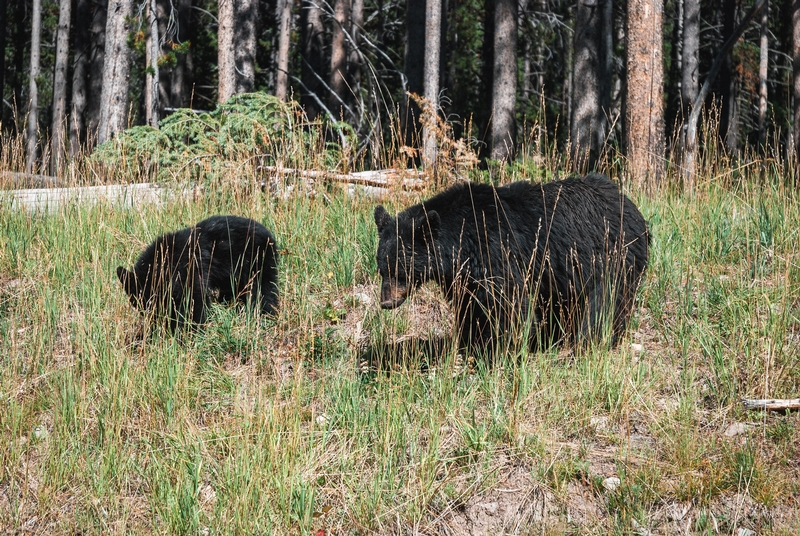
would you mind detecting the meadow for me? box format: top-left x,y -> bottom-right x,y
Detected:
1,128 -> 800,534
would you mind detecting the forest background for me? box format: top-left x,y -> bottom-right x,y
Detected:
2,0 -> 799,185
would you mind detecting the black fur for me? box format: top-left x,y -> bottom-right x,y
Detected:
117,215 -> 279,331
374,174 -> 649,351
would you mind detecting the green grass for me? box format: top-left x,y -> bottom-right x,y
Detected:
1,171 -> 800,534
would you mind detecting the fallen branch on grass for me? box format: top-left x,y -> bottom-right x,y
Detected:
742,398 -> 800,412
260,167 -> 427,191
0,171 -> 61,189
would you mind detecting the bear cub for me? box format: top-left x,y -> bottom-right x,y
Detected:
374,174 -> 649,351
117,215 -> 279,331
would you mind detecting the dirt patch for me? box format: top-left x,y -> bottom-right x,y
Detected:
443,464 -> 559,535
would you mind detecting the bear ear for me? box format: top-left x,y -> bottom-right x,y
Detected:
374,205 -> 393,232
415,210 -> 440,241
117,266 -> 136,295
427,210 -> 441,239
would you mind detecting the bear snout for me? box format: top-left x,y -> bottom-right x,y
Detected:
380,280 -> 408,309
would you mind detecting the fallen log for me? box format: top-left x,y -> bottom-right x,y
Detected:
260,167 -> 427,191
742,398 -> 800,412
0,171 -> 61,189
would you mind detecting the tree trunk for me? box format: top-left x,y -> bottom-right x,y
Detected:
275,0 -> 292,101
26,0 -> 42,173
571,0 -> 602,169
87,0 -> 107,145
235,0 -> 256,94
0,0 -> 7,124
626,0 -> 665,190
170,0 -> 192,109
403,0 -> 426,145
218,0 -> 235,102
424,0 -> 442,166
330,0 -> 351,118
682,0 -> 699,114
51,0 -> 72,172
145,0 -> 160,127
794,0 -> 800,164
12,0 -> 26,134
301,0 -> 325,119
69,0 -> 92,156
491,0 -> 517,161
97,0 -> 134,144
350,0 -> 364,96
720,0 -> 739,153
757,0 -> 768,145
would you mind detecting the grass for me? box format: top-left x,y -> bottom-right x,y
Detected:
2,137 -> 800,534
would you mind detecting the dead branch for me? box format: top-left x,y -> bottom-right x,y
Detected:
742,398 -> 800,412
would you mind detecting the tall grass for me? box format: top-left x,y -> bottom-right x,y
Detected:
1,114 -> 799,534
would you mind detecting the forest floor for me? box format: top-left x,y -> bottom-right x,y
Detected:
1,170 -> 799,535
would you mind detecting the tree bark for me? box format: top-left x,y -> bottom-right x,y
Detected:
491,0 -> 517,161
794,0 -> 800,164
87,0 -> 107,144
275,0 -> 293,101
350,0 -> 364,95
682,0 -> 699,115
424,0 -> 442,166
51,0 -> 72,172
145,0 -> 160,127
758,0 -> 768,145
571,0 -> 603,169
235,0 -> 256,94
98,0 -> 134,144
626,0 -> 665,190
218,0 -> 236,102
69,0 -> 92,156
329,0 -> 351,118
26,0 -> 42,173
301,0 -> 325,119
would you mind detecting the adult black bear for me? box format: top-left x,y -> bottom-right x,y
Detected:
117,215 -> 279,331
373,174 -> 649,351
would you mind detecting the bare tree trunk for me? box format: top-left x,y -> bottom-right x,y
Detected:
491,0 -> 517,161
682,0 -> 699,113
51,0 -> 72,172
626,0 -> 664,190
571,0 -> 602,169
424,0 -> 442,166
235,0 -> 256,94
145,0 -> 160,127
98,0 -> 134,144
26,0 -> 42,173
69,0 -> 91,156
330,0 -> 351,118
218,0 -> 235,102
350,0 -> 364,95
758,0 -> 769,145
301,0 -> 325,119
794,0 -> 800,164
275,0 -> 293,101
87,0 -> 107,145
12,0 -> 26,134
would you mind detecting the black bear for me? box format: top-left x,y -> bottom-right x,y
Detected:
373,174 -> 649,351
117,215 -> 279,331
